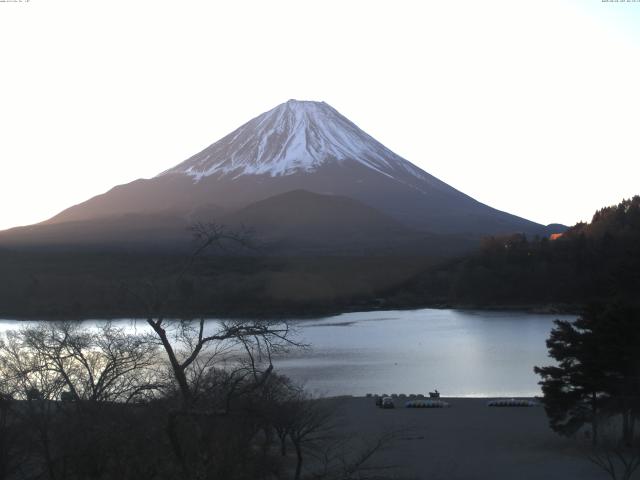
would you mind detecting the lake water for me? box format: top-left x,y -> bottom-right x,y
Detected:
0,309 -> 574,398
276,309 -> 574,397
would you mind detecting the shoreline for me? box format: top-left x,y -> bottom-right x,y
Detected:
330,396 -> 601,480
330,394 -> 542,400
0,302 -> 581,322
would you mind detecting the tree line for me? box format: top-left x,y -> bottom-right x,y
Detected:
394,196 -> 640,309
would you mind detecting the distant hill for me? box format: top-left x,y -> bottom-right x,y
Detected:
390,196 -> 640,309
221,189 -> 470,256
225,189 -> 412,253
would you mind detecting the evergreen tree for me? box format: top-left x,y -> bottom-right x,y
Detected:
535,303 -> 640,445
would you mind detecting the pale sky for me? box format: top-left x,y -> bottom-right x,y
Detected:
1,0 -> 639,231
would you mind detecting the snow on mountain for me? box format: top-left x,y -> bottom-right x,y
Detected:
11,98 -> 547,242
159,99 -> 428,182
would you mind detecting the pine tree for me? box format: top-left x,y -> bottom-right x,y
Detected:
534,303 -> 640,445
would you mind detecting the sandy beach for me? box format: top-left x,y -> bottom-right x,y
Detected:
331,397 -> 604,480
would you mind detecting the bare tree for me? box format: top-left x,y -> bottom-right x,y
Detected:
313,431 -> 399,480
582,416 -> 640,480
288,397 -> 335,480
116,222 -> 306,480
146,317 -> 296,408
119,222 -> 292,403
263,384 -> 399,480
0,322 -> 164,480
588,446 -> 640,480
0,389 -> 29,480
4,322 -> 161,403
0,330 -> 67,480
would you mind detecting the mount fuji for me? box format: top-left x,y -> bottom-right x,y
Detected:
0,100 -> 554,253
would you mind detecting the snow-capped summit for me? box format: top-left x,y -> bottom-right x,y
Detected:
160,99 -> 426,182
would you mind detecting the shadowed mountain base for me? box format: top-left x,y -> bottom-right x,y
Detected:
0,250 -> 437,319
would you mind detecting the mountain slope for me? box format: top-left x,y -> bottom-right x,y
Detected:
2,99 -> 550,252
229,189 -> 407,235
223,189 -> 416,254
0,189 -> 473,256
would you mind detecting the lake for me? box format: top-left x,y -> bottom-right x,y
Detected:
276,309 -> 574,397
0,308 -> 574,398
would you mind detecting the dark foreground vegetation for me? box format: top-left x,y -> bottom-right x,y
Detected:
0,321 -> 395,480
535,302 -> 640,480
